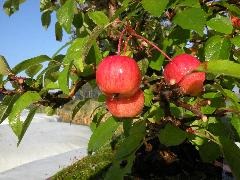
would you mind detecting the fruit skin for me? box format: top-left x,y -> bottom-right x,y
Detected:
96,55 -> 141,97
231,15 -> 240,28
163,54 -> 205,96
106,89 -> 144,118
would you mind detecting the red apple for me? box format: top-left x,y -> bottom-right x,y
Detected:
163,54 -> 205,96
231,15 -> 240,28
96,55 -> 141,97
106,89 -> 144,118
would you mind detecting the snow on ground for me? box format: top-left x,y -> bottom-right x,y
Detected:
0,111 -> 91,179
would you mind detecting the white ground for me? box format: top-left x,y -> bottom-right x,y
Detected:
0,111 -> 91,179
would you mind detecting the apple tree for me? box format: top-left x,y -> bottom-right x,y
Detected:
1,0 -> 240,179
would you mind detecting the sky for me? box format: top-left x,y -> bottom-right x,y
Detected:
0,0 -> 69,68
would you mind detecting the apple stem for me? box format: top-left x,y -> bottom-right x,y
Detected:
117,29 -> 126,56
123,35 -> 132,55
131,32 -> 172,61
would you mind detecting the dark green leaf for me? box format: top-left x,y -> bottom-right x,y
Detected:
105,154 -> 135,180
204,35 -> 231,61
0,55 -> 12,75
0,95 -> 20,124
220,2 -> 240,16
173,7 -> 206,36
144,89 -> 153,107
231,36 -> 240,47
72,99 -> 90,120
40,0 -> 53,12
115,121 -> 145,160
158,123 -> 188,146
56,0 -> 75,33
141,0 -> 168,17
198,60 -> 240,79
88,11 -> 109,26
88,117 -> 120,153
207,15 -> 233,34
12,55 -> 51,74
231,115 -> 240,139
17,107 -> 37,146
199,141 -> 221,162
55,22 -> 63,41
25,64 -> 43,78
58,60 -> 73,94
41,11 -> 51,29
85,42 -> 102,65
219,137 -> 240,180
3,0 -> 25,16
73,13 -> 83,29
8,92 -> 41,137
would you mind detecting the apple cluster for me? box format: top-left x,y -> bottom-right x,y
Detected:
96,55 -> 144,118
163,54 -> 205,96
96,53 -> 205,117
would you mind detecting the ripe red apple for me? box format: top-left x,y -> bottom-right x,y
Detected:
231,15 -> 240,28
163,54 -> 205,96
106,89 -> 144,118
96,55 -> 141,97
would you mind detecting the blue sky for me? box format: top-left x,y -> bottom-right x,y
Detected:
0,1 -> 69,68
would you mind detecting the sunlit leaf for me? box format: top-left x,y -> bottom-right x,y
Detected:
205,35 -> 231,61
88,117 -> 120,153
198,60 -> 240,79
141,0 -> 168,17
56,0 -> 75,33
88,11 -> 109,26
173,7 -> 206,36
8,92 -> 41,137
207,15 -> 233,34
0,55 -> 12,75
17,107 -> 37,146
12,55 -> 51,74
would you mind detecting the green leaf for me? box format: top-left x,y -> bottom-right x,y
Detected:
3,0 -> 26,16
105,153 -> 135,180
25,64 -> 43,78
0,55 -> 12,75
231,115 -> 240,139
231,36 -> 240,47
55,22 -> 63,41
8,92 -> 41,137
40,0 -> 53,12
115,121 -> 145,160
199,141 -> 221,162
17,107 -> 37,146
12,55 -> 51,74
72,99 -> 90,120
149,51 -> 165,71
88,117 -> 120,153
158,123 -> 188,146
141,0 -> 168,17
207,15 -> 233,34
204,35 -> 231,61
177,0 -> 200,7
88,11 -> 109,26
144,89 -> 154,107
56,0 -> 75,33
219,137 -> 240,180
58,60 -> 73,95
220,2 -> 240,16
0,95 -> 20,124
41,11 -> 51,29
198,60 -> 240,79
137,58 -> 149,76
173,7 -> 206,36
64,37 -> 88,72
